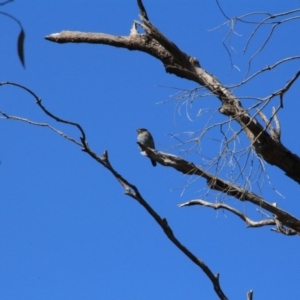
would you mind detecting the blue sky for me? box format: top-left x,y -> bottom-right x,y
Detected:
1,1 -> 300,299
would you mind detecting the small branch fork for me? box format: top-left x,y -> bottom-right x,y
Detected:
0,81 -> 228,300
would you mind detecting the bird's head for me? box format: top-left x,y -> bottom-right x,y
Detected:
137,128 -> 148,133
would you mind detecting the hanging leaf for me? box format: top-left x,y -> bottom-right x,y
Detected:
17,27 -> 25,68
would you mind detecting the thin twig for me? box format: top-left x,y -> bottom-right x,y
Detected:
0,111 -> 82,146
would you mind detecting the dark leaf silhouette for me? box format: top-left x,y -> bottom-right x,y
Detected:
0,10 -> 26,67
17,28 -> 25,68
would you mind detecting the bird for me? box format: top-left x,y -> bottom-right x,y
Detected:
136,128 -> 156,167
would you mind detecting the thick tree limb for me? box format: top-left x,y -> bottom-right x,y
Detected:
45,8 -> 300,185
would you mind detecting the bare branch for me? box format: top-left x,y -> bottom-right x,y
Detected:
179,199 -> 297,236
212,6 -> 300,75
137,0 -> 149,21
244,10 -> 300,54
0,111 -> 82,146
245,23 -> 276,77
232,56 -> 300,88
215,0 -> 230,20
0,10 -> 22,27
179,199 -> 276,229
272,69 -> 300,105
0,81 -> 86,142
82,147 -> 228,300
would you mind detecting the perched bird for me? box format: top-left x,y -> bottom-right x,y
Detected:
136,128 -> 156,167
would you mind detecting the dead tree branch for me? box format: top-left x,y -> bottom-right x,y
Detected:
83,147 -> 229,300
45,4 -> 300,185
0,110 -> 82,146
179,199 -> 276,228
0,81 -> 228,300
